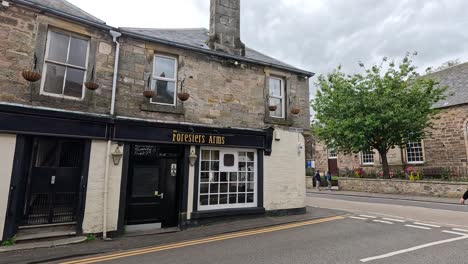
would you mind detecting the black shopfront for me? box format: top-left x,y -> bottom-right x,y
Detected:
1,105 -> 273,240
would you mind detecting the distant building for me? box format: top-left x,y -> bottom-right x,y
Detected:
311,63 -> 468,177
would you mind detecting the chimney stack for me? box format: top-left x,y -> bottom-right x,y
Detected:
207,0 -> 245,56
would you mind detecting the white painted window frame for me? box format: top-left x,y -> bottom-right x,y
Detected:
361,151 -> 375,165
268,76 -> 285,119
328,147 -> 337,159
151,54 -> 178,106
198,147 -> 258,211
406,140 -> 425,164
40,29 -> 90,101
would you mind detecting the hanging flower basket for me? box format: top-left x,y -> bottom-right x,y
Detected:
143,90 -> 155,98
177,92 -> 190,101
85,81 -> 99,90
22,70 -> 41,82
268,105 -> 277,111
291,108 -> 300,115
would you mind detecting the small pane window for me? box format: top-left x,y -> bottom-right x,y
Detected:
41,30 -> 89,99
268,77 -> 285,118
151,55 -> 177,105
361,151 -> 374,165
406,141 -> 424,163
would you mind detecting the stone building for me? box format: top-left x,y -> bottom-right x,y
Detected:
0,0 -> 313,243
312,63 -> 468,177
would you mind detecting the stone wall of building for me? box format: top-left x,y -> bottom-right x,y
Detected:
338,178 -> 468,198
114,37 -> 310,130
0,5 -> 115,114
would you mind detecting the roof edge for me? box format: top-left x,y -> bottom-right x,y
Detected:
11,0 -> 114,31
120,29 -> 314,77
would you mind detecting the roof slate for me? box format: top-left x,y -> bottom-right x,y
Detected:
429,62 -> 468,108
21,0 -> 106,24
120,27 -> 305,74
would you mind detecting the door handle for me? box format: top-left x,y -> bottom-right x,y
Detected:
50,175 -> 56,185
157,193 -> 164,199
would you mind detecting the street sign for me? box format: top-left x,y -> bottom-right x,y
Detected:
289,127 -> 304,133
306,160 -> 315,168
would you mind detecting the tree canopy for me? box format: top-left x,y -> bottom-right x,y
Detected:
311,53 -> 447,177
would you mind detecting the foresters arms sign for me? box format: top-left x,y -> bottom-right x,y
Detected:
172,131 -> 225,145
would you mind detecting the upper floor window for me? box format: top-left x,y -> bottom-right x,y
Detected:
151,54 -> 177,106
406,141 -> 424,164
41,30 -> 89,100
268,77 -> 285,118
328,147 -> 337,159
361,151 -> 374,165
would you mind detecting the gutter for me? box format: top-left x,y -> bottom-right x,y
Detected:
119,30 -> 315,78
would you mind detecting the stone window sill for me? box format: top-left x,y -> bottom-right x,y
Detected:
140,101 -> 184,115
264,116 -> 293,126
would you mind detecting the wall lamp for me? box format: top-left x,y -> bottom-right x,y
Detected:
111,144 -> 123,165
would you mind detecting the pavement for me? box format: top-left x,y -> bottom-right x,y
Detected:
0,207 -> 345,264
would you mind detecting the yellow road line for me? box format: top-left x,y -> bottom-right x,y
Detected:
61,215 -> 344,264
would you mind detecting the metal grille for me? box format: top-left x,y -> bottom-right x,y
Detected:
52,192 -> 76,223
24,193 -> 50,225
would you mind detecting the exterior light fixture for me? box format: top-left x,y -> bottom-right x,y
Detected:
189,148 -> 198,166
111,145 -> 123,165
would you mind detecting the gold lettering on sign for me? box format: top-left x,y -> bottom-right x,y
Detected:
172,132 -> 224,145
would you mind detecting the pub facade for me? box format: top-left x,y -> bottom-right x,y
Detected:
0,0 -> 313,242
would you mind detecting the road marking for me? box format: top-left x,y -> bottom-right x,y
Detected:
360,231 -> 468,262
452,228 -> 468,233
372,220 -> 393,225
359,215 -> 376,218
413,222 -> 440,228
382,218 -> 405,223
405,224 -> 431,230
443,230 -> 468,236
60,216 -> 344,264
349,216 -> 368,220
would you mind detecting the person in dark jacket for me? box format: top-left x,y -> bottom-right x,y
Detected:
459,190 -> 468,205
314,170 -> 322,191
325,171 -> 332,190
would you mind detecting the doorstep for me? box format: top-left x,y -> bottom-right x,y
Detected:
0,236 -> 87,253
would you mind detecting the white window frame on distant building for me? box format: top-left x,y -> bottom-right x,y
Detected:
268,76 -> 285,118
151,54 -> 178,106
328,147 -> 337,159
361,151 -> 374,165
406,141 -> 425,164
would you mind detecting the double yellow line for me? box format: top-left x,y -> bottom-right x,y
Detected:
61,215 -> 344,264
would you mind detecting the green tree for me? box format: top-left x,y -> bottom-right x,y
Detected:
311,54 -> 446,178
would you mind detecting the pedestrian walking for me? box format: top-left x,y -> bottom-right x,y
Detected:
459,190 -> 468,205
325,171 -> 332,190
314,170 -> 322,191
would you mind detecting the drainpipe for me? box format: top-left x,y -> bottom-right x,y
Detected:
103,30 -> 121,241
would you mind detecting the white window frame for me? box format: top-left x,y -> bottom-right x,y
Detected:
40,29 -> 90,100
406,141 -> 425,164
268,76 -> 285,118
151,54 -> 178,106
328,147 -> 337,159
361,151 -> 374,165
198,147 -> 257,211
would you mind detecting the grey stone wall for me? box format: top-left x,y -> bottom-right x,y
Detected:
338,178 -> 468,198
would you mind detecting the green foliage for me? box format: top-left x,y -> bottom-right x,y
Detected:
306,168 -> 315,176
1,236 -> 16,247
312,53 -> 446,177
86,234 -> 96,242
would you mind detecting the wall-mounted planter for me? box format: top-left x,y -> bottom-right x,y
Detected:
177,92 -> 190,101
143,90 -> 155,98
85,81 -> 99,91
291,108 -> 300,115
22,70 -> 41,82
268,105 -> 277,111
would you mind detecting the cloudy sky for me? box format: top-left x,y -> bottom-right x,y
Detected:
68,0 -> 468,96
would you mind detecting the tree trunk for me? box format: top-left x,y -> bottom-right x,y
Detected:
380,151 -> 390,178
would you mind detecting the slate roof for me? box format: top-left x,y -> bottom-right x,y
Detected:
429,62 -> 468,108
21,0 -> 106,24
120,28 -> 305,74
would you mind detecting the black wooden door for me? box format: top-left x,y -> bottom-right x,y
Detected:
23,138 -> 84,225
126,145 -> 180,227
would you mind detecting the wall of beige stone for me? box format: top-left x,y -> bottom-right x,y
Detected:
82,140 -> 122,234
339,178 -> 468,198
0,134 -> 16,240
0,5 -> 114,113
264,128 -> 306,210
